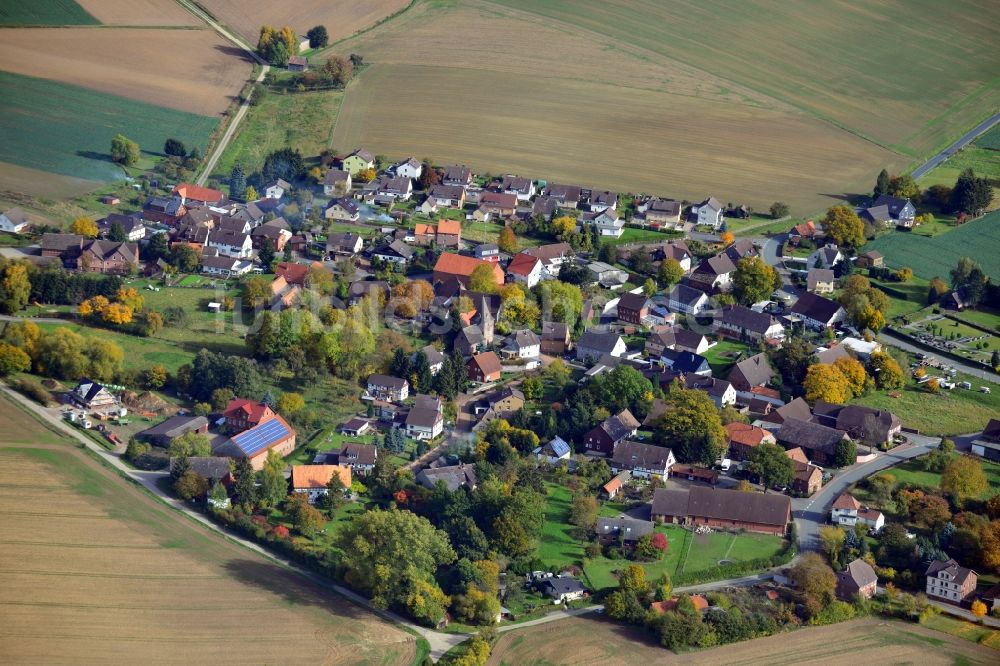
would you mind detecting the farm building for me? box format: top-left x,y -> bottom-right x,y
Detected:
650,486 -> 791,536
290,465 -> 352,503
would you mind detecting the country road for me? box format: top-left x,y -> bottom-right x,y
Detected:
910,111 -> 1000,179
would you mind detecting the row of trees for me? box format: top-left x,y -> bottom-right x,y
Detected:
0,320 -> 124,382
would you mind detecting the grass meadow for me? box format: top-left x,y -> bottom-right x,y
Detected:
0,0 -> 98,25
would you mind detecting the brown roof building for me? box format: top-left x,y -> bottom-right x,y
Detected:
651,486 -> 791,536
725,422 -> 776,461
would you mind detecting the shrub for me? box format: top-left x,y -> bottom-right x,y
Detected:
12,378 -> 51,405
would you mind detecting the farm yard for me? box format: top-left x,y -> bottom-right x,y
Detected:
0,393 -> 416,666
487,616 -> 1000,665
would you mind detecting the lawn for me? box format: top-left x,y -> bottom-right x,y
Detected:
953,308 -> 1000,334
212,88 -> 344,178
0,0 -> 98,25
870,277 -> 930,320
862,210 -> 1000,281
613,227 -> 682,245
703,339 -> 751,376
921,615 -> 1000,649
885,453 -> 1000,501
35,321 -> 196,374
0,71 -> 217,183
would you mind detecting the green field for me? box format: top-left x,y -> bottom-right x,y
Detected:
884,453 -> 1000,501
0,0 -> 98,25
613,227 -> 682,245
0,71 -> 218,183
704,340 -> 750,376
977,124 -> 1000,151
212,88 -> 344,178
862,210 -> 1000,280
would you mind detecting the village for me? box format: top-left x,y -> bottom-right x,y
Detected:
1,146 -> 1000,657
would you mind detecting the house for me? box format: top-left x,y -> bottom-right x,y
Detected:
789,292 -> 846,330
856,250 -> 884,269
290,465 -> 352,503
691,253 -> 737,291
217,217 -> 252,235
274,261 -> 312,286
417,463 -> 477,491
837,559 -> 879,600
342,149 -> 375,176
0,207 -> 30,233
576,328 -> 626,363
475,192 -> 518,219
926,559 -> 978,604
587,261 -> 629,287
728,353 -> 774,392
684,375 -> 736,407
540,322 -> 571,355
583,409 -> 640,456
373,239 -> 416,265
172,457 -> 232,485
667,284 -> 710,315
587,189 -> 618,212
326,231 -> 364,258
715,306 -> 785,343
374,175 -> 413,203
532,195 -> 559,220
173,183 -> 224,207
535,436 -> 572,464
640,198 -> 682,228
788,220 -> 817,245
424,184 -> 466,211
287,55 -> 308,71
661,349 -> 712,376
506,253 -> 543,288
776,417 -> 850,466
215,414 -> 296,471
673,327 -> 709,354
863,195 -> 916,229
669,465 -> 719,485
495,175 -> 535,201
207,229 -> 253,258
811,402 -> 901,445
502,329 -> 540,360
143,195 -> 185,224
762,397 -> 813,425
433,253 -> 504,289
269,274 -> 301,310
331,443 -> 378,476
41,233 -> 83,258
76,240 -> 140,274
807,268 -> 835,294
99,213 -> 146,242
689,197 -> 725,229
323,169 -> 352,196
808,243 -> 844,269
394,157 -> 422,180
789,454 -> 823,496
542,184 -> 583,209
725,422 -> 776,461
610,441 -> 676,478
417,345 -> 446,375
473,244 -> 500,265
651,486 -> 790,536
468,351 -> 502,383
971,419 -> 1000,462
137,415 -> 209,448
596,516 -> 654,544
201,253 -> 253,277
442,165 -> 473,188
405,394 -> 444,440
616,292 -> 650,325
366,374 -> 410,402
579,208 -> 624,237
264,178 -> 290,200
250,218 -> 292,252
602,471 -> 630,499
537,576 -> 586,604
223,398 -> 275,431
647,241 -> 693,272
69,379 -> 119,413
522,242 -> 572,277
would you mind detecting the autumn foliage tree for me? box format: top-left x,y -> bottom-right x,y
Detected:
70,216 -> 98,238
257,25 -> 297,66
941,455 -> 988,505
822,205 -> 865,248
804,363 -> 852,404
498,226 -> 519,253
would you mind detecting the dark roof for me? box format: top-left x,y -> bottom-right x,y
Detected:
652,486 -> 790,528
418,464 -> 477,491
532,195 -> 558,217
661,349 -> 710,374
538,577 -> 585,597
542,321 -> 569,341
777,417 -> 844,454
611,441 -> 674,470
646,198 -> 681,216
375,239 -> 415,259
980,418 -> 1000,442
170,456 -> 231,481
790,292 -> 844,324
618,292 -> 650,313
328,196 -> 360,215
543,183 -> 582,203
772,397 -> 813,423
523,242 -> 571,262
323,168 -> 349,185
596,516 -> 654,541
41,233 -> 84,252
872,194 -> 913,219
812,401 -> 900,440
720,306 -> 781,335
578,328 -> 623,354
730,353 -> 773,387
327,231 -> 363,250
683,374 -> 732,398
139,415 -> 208,442
838,558 -> 878,595
926,558 -> 976,586
668,283 -> 708,307
428,184 -> 466,200
338,443 -> 377,466
368,374 -> 408,390
695,253 -> 736,277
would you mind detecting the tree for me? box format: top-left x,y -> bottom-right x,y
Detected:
642,278 -> 658,297
498,226 -> 519,253
0,261 -> 30,314
276,392 -> 305,416
569,493 -> 598,531
769,201 -> 789,218
110,134 -> 140,166
736,479 -> 754,492
163,138 -> 186,157
232,456 -> 257,510
834,438 -> 856,468
833,356 -> 868,397
229,163 -> 247,201
242,276 -> 271,309
146,232 -> 169,262
941,456 -> 988,504
169,243 -> 199,273
143,364 -> 168,389
819,525 -> 846,565
895,267 -> 913,282
732,256 -> 781,305
868,351 -> 904,390
552,216 -> 576,241
168,431 -> 212,457
469,263 -> 499,293
257,450 -> 288,509
318,467 -> 347,513
0,341 -> 30,376
261,148 -> 304,182
651,385 -> 727,464
257,25 -> 297,65
888,174 -> 920,201
70,216 -> 98,238
951,168 -> 992,216
804,363 -> 851,404
720,231 -> 735,246
747,443 -> 795,490
657,258 -> 684,288
971,599 -> 987,618
790,552 -> 836,604
174,470 -> 209,500
306,25 -> 328,48
285,493 -> 325,537
258,238 -> 275,269
874,169 -> 890,197
822,205 -> 865,248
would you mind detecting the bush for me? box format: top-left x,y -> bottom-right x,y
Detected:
12,378 -> 51,405
808,600 -> 856,625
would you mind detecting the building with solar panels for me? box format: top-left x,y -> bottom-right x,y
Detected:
214,412 -> 297,471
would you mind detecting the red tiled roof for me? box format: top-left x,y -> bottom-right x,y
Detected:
832,493 -> 861,510
173,183 -> 223,203
275,261 -> 310,286
725,422 -> 772,447
507,252 -> 541,276
224,399 -> 273,426
291,464 -> 351,490
437,219 -> 461,235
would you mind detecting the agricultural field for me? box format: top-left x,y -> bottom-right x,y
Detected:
74,0 -> 201,26
0,72 -> 219,186
0,393 -> 416,665
329,0 -> 999,213
212,88 -> 344,178
200,0 -> 411,46
0,0 -> 97,25
488,617 -> 999,665
915,123 -> 1000,208
862,210 -> 1000,281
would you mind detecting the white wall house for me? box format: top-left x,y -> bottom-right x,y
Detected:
690,197 -> 724,229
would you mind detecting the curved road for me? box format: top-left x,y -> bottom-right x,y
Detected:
911,111 -> 1000,179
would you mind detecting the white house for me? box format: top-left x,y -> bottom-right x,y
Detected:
534,436 -> 572,464
808,244 -> 844,269
0,207 -> 30,233
323,169 -> 352,196
325,197 -> 360,222
830,493 -> 885,532
502,329 -> 540,360
576,328 -> 626,362
405,395 -> 444,440
207,229 -> 253,258
394,157 -> 423,181
201,254 -> 253,278
264,178 -> 290,200
290,465 -> 351,504
580,208 -> 624,237
690,197 -> 724,229
506,253 -> 543,288
667,284 -> 710,315
609,441 -> 675,479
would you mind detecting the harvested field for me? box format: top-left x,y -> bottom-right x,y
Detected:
0,393 -> 416,665
0,0 -> 98,26
0,27 -> 251,116
75,0 -> 201,26
0,163 -> 99,200
200,0 -> 410,46
487,617 -> 999,665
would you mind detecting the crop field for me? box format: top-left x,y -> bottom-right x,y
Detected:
862,210 -> 1000,280
327,0 -> 999,214
978,124 -> 1000,151
0,71 -> 218,186
74,0 -> 201,26
0,393 -> 416,665
0,0 -> 98,26
200,0 -> 411,46
212,88 -> 344,178
487,617 -> 1000,665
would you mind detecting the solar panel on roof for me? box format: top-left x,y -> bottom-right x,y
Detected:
232,419 -> 289,457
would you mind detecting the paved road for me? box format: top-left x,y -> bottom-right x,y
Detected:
878,330 -> 1000,385
0,313 -> 68,325
497,605 -> 603,632
0,384 -> 468,661
911,111 -> 1000,179
760,235 -> 784,267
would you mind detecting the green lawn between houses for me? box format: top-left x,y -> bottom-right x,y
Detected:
537,483 -> 784,592
881,453 -> 1000,502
